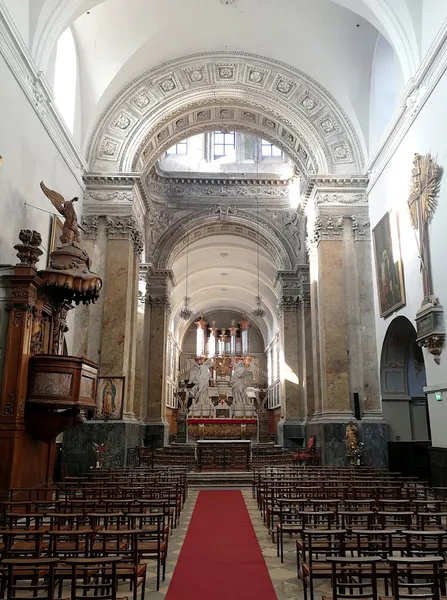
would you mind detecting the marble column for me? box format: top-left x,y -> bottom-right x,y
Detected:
63,178 -> 146,474
275,267 -> 312,447
143,268 -> 175,447
304,177 -> 387,467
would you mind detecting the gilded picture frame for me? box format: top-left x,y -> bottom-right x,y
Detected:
95,376 -> 125,420
372,211 -> 406,318
49,214 -> 64,260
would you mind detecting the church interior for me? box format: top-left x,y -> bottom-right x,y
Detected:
1,0 -> 447,598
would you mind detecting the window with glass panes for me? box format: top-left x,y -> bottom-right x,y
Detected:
214,131 -> 235,158
261,139 -> 283,157
166,140 -> 188,155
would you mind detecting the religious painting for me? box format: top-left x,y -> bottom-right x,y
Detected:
49,214 -> 64,259
372,211 -> 406,318
95,377 -> 125,420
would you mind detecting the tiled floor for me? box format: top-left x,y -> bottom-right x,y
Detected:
142,488 -> 199,598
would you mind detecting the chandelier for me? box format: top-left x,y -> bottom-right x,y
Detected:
179,195 -> 194,320
252,151 -> 266,318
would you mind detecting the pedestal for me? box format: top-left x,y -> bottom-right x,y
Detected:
61,420 -> 144,476
306,419 -> 388,467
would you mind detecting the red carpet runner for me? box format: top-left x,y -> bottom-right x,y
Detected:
166,490 -> 277,600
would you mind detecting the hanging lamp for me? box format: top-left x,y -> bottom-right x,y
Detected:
252,146 -> 266,318
179,195 -> 194,320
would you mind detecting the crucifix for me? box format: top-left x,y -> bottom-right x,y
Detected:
408,152 -> 445,364
408,153 -> 440,303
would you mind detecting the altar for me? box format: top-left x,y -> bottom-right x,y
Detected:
187,417 -> 258,442
196,440 -> 251,471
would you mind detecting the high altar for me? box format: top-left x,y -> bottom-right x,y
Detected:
185,315 -> 259,442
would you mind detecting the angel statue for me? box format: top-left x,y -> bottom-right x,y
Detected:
188,359 -> 213,406
40,181 -> 82,245
231,362 -> 254,405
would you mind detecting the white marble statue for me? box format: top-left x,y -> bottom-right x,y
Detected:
189,359 -> 213,406
230,362 -> 254,405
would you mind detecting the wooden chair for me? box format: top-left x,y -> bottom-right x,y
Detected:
92,530 -> 147,600
301,529 -> 346,600
276,498 -> 307,562
135,512 -> 168,591
385,556 -> 444,600
65,556 -> 121,600
2,557 -> 59,600
324,556 -> 382,600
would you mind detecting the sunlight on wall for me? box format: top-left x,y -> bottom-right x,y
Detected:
54,28 -> 77,134
288,177 -> 301,210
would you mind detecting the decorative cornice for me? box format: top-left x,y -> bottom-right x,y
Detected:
303,176 -> 369,201
83,173 -> 147,233
105,216 -> 144,255
0,1 -> 87,187
146,169 -> 291,203
367,19 -> 447,190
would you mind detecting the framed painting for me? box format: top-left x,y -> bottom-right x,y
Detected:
95,376 -> 125,420
372,211 -> 406,318
49,214 -> 63,259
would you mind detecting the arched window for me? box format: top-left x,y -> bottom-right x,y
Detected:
54,28 -> 77,134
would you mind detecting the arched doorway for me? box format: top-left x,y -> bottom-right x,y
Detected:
381,316 -> 430,477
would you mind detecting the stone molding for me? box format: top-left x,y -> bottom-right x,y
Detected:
86,52 -> 365,175
351,215 -> 371,241
105,216 -> 144,255
155,210 -> 300,270
0,1 -> 87,186
83,174 -> 147,234
146,169 -> 291,202
277,295 -> 301,315
145,295 -> 171,314
275,265 -> 310,311
303,176 -> 369,201
80,215 -> 99,240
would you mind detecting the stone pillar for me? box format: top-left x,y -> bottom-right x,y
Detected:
143,268 -> 175,447
304,177 -> 387,466
63,178 -> 146,474
275,267 -> 312,447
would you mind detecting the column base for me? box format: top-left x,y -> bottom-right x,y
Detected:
278,419 -> 305,448
144,422 -> 169,448
61,420 -> 144,476
428,447 -> 447,487
306,418 -> 388,467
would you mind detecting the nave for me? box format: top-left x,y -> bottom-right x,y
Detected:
1,465 -> 447,600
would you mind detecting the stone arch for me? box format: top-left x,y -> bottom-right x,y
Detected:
153,210 -> 296,272
380,316 -> 429,443
86,52 -> 367,177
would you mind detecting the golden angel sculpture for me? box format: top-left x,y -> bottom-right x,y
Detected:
40,181 -> 81,245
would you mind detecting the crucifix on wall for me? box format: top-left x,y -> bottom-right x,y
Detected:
408,152 -> 445,363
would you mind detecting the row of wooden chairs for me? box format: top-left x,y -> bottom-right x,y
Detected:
1,467 -> 188,595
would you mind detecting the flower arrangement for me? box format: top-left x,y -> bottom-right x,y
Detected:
347,441 -> 365,466
92,442 -> 109,469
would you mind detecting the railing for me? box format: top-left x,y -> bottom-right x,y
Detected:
267,380 -> 281,409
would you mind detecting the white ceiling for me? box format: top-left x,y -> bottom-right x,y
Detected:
170,234 -> 277,345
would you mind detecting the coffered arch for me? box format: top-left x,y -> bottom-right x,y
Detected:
86,52 -> 366,178
155,210 -> 296,272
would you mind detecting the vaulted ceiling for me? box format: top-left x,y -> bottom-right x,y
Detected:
9,0 -> 441,159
